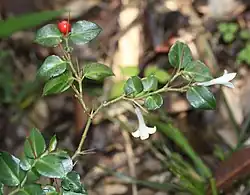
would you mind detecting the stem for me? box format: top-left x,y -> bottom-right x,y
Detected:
9,188 -> 20,195
210,178 -> 218,195
123,97 -> 148,113
72,115 -> 92,160
165,71 -> 182,88
135,85 -> 189,100
68,61 -> 79,80
92,95 -> 125,118
77,77 -> 87,111
72,95 -> 125,159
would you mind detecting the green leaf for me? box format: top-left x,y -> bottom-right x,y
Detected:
49,135 -> 57,152
35,153 -> 72,178
43,71 -> 73,96
144,66 -> 170,83
0,10 -> 64,38
154,69 -> 170,83
218,23 -> 228,33
16,184 -> 44,195
35,24 -> 62,47
70,20 -> 102,45
43,186 -> 58,195
20,155 -> 34,171
237,46 -> 250,65
62,171 -> 87,194
141,75 -> 158,92
0,152 -> 25,186
228,23 -> 238,33
24,128 -> 46,159
83,62 -> 114,81
120,66 -> 139,77
51,151 -> 73,174
240,30 -> 250,40
167,153 -> 205,194
223,33 -> 234,43
183,60 -> 212,82
144,94 -> 163,110
0,183 -> 3,195
123,76 -> 143,97
109,80 -> 126,99
186,86 -> 216,110
26,168 -> 40,184
37,55 -> 67,79
168,41 -> 192,68
144,66 -> 158,77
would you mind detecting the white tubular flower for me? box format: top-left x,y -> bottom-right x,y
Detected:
196,70 -> 237,88
131,106 -> 156,140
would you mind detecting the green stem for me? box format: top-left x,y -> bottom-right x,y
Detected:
92,95 -> 125,118
72,116 -> 92,160
165,71 -> 182,88
210,178 -> 218,195
135,85 -> 189,100
9,188 -> 20,195
77,78 -> 87,111
72,95 -> 125,159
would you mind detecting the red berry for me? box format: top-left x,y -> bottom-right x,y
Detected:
57,20 -> 71,35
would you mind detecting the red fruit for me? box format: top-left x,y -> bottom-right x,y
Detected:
57,20 -> 71,35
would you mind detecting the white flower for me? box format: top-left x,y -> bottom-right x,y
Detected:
131,106 -> 156,140
196,70 -> 237,88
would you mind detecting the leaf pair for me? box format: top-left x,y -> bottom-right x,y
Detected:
169,41 -> 216,109
35,20 -> 102,47
37,56 -> 114,96
124,75 -> 163,110
184,60 -> 215,110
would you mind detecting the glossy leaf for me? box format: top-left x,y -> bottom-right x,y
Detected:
24,128 -> 46,159
35,153 -> 72,178
52,151 -> 73,174
20,155 -> 34,171
183,60 -> 212,82
186,86 -> 216,110
0,152 -> 25,186
70,20 -> 102,45
62,171 -> 87,194
37,55 -> 67,80
43,71 -> 73,96
49,135 -> 57,152
35,24 -> 62,47
168,41 -> 192,68
43,186 -> 58,195
16,184 -> 44,195
0,10 -> 64,38
142,75 -> 158,92
144,94 -> 163,110
123,76 -> 143,97
83,62 -> 114,81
